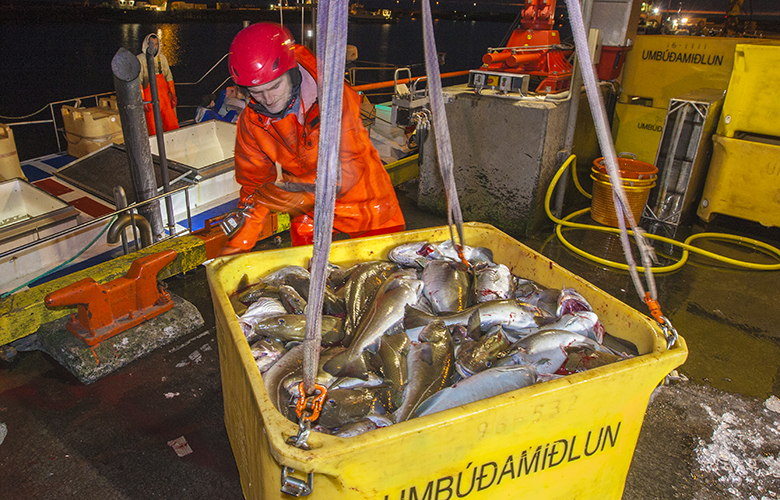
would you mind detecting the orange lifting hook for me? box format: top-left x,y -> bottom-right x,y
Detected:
643,292 -> 665,325
295,383 -> 328,423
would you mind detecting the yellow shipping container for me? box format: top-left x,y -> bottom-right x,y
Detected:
698,134 -> 780,227
717,44 -> 780,139
206,222 -> 687,500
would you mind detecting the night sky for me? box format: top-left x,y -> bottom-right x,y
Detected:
10,0 -> 780,15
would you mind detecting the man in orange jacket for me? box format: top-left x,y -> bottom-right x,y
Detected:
219,23 -> 405,256
138,34 -> 179,136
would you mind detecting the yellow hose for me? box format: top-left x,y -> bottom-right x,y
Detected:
545,155 -> 780,272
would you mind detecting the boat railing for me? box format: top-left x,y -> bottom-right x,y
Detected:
346,61 -> 403,96
0,181 -> 197,263
5,92 -> 117,157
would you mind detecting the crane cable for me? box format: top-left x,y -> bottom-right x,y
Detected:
564,0 -> 673,337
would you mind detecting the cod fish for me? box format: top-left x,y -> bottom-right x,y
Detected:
421,260 -> 472,314
496,329 -> 611,375
283,346 -> 346,399
436,239 -> 495,265
316,386 -> 393,430
236,282 -> 282,306
284,274 -> 346,318
332,414 -> 394,438
388,241 -> 442,269
251,314 -> 345,345
540,311 -> 605,343
250,337 -> 287,373
262,265 -> 310,287
394,320 -> 454,423
405,298 -> 554,339
340,271 -> 424,372
263,343 -> 305,416
473,262 -> 514,303
238,297 -> 287,339
411,364 -> 538,419
279,284 -> 307,315
377,332 -> 411,408
455,325 -> 512,378
342,261 -> 399,342
557,287 -> 594,316
557,345 -> 624,374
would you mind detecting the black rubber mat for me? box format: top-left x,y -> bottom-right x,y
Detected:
55,144 -> 194,204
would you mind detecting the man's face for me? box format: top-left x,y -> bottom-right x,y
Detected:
150,37 -> 159,52
248,73 -> 292,115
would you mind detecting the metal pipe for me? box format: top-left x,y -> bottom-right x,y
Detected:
351,70 -> 470,92
482,52 -> 513,65
113,186 -> 131,254
145,39 -> 176,238
110,46 -> 164,240
506,52 -> 545,67
553,0 -> 595,218
106,213 -> 154,248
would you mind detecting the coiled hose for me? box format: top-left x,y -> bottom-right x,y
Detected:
546,155 -> 780,272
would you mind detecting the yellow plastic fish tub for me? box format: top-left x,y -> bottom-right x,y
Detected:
206,222 -> 687,500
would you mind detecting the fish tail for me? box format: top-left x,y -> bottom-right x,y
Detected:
403,304 -> 436,330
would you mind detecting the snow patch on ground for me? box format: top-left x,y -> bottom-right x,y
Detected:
696,404 -> 780,498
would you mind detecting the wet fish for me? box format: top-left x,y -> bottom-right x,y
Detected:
316,386 -> 393,430
394,320 -> 454,423
377,332 -> 411,407
252,314 -> 345,345
342,261 -> 399,343
238,297 -> 287,339
284,274 -> 346,318
515,280 -> 560,317
436,240 -> 494,265
455,325 -> 512,378
341,272 -> 424,370
283,346 -> 346,399
263,343 -> 305,416
557,287 -> 594,316
472,261 -> 514,303
236,282 -> 283,306
323,262 -> 356,291
329,373 -> 386,391
279,284 -> 307,315
261,265 -> 310,287
249,337 -> 287,373
411,364 -> 538,419
557,345 -> 624,374
333,414 -> 394,438
421,260 -> 473,314
540,311 -> 605,343
388,241 -> 442,269
404,298 -> 554,338
496,329 -> 609,375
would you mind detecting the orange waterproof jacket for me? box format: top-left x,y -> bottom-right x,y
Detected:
234,45 -> 402,237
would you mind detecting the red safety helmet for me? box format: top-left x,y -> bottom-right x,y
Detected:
229,23 -> 296,87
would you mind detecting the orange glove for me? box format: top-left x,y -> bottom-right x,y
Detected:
218,204 -> 271,255
254,182 -> 314,217
167,80 -> 177,108
144,103 -> 152,113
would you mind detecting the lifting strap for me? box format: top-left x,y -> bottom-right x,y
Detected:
301,0 -> 349,397
421,0 -> 467,252
563,0 -> 663,321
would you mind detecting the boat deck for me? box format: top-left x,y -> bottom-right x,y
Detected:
2,185 -> 780,499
